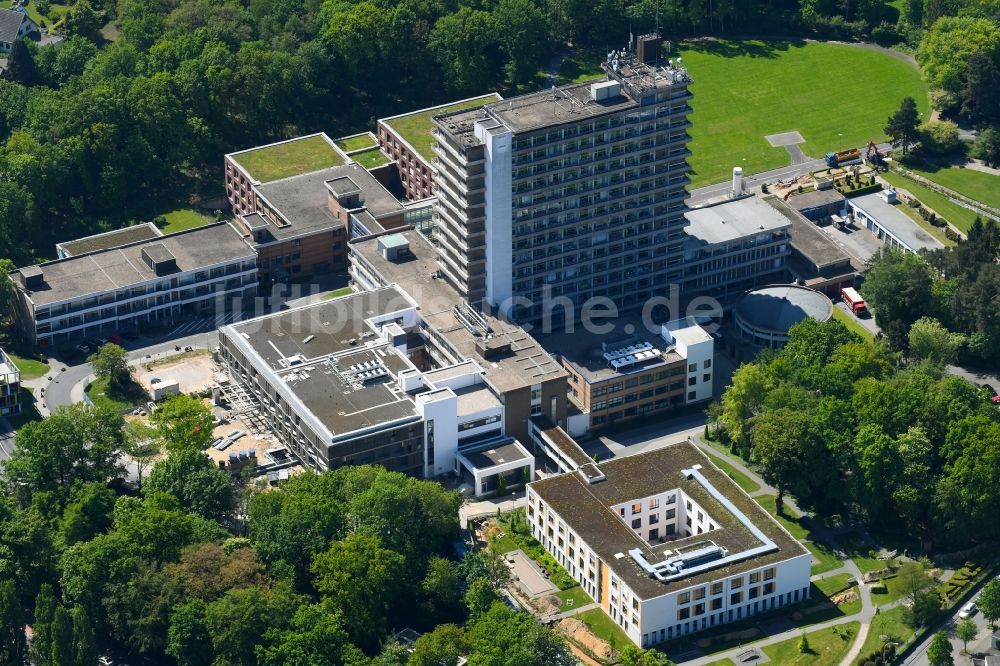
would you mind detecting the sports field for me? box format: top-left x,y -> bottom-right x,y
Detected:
679,40 -> 930,187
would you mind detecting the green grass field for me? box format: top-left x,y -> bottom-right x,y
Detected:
323,287 -> 353,300
851,607 -> 912,665
881,171 -> 980,233
575,608 -> 632,649
384,94 -> 499,163
84,377 -> 148,412
554,585 -> 592,610
679,40 -> 929,187
158,208 -> 211,234
7,352 -> 50,380
10,0 -> 70,29
705,451 -> 761,494
234,135 -> 344,183
335,134 -> 377,152
806,541 -> 844,576
351,148 -> 390,169
899,160 -> 1000,210
831,307 -> 876,342
754,495 -> 808,540
762,623 -> 859,666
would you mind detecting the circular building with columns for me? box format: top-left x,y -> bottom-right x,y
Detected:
733,285 -> 833,348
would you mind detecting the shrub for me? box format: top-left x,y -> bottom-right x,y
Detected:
871,583 -> 888,594
945,227 -> 960,241
872,21 -> 900,45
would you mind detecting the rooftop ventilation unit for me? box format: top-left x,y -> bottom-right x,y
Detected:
453,302 -> 492,339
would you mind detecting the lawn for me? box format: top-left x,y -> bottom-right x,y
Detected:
870,572 -> 913,607
704,451 -> 760,494
815,573 -> 854,598
881,171 -> 980,233
384,94 -> 499,163
831,307 -> 875,342
806,541 -> 844,577
10,0 -> 70,29
703,660 -> 736,666
677,40 -> 929,187
323,287 -> 353,300
898,159 -> 1000,210
575,608 -> 632,650
554,585 -> 592,611
7,352 -> 50,380
335,134 -> 377,152
762,623 -> 859,666
158,208 -> 211,234
351,147 -> 391,169
233,135 -> 345,183
84,377 -> 148,412
851,607 -> 912,665
754,495 -> 808,540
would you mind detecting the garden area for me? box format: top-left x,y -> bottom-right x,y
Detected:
84,376 -> 148,412
762,623 -> 859,666
488,510 -> 576,591
896,158 -> 1000,211
8,0 -> 70,30
155,208 -> 212,234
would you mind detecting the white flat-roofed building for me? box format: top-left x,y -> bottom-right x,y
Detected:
0,348 -> 21,416
847,188 -> 945,255
10,222 -> 258,347
527,441 -> 811,648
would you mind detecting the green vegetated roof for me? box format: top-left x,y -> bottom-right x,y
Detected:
352,147 -> 391,169
383,94 -> 501,163
233,135 -> 345,184
335,133 -> 378,152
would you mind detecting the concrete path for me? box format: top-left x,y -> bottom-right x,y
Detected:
555,602 -> 598,620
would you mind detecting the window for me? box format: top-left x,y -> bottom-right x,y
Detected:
694,603 -> 705,616
688,377 -> 697,386
677,608 -> 690,621
689,391 -> 697,401
730,591 -> 742,604
665,508 -> 675,519
711,598 -> 723,611
649,514 -> 660,524
689,362 -> 697,372
763,568 -> 776,581
711,582 -> 724,595
694,588 -> 706,600
704,359 -> 712,369
763,582 -> 775,595
678,592 -> 691,605
649,498 -> 660,510
730,577 -> 743,589
749,587 -> 760,599
749,572 -> 761,584
632,503 -> 642,515
703,373 -> 711,383
649,528 -> 659,540
632,518 -> 642,529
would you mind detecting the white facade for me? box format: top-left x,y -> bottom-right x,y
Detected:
476,120 -> 514,315
663,322 -> 714,403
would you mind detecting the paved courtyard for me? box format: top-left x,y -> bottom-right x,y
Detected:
507,549 -> 557,597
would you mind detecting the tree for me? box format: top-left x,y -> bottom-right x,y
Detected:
428,8 -> 496,95
166,600 -> 213,666
897,561 -> 935,606
58,482 -> 116,546
123,421 -> 162,490
50,605 -> 73,666
88,343 -> 132,388
618,645 -> 675,666
310,532 -> 405,649
956,618 -> 977,653
3,39 -> 38,86
918,120 -> 962,156
496,472 -> 507,497
0,580 -> 26,666
749,408 -> 811,513
718,362 -> 771,450
410,624 -> 469,666
884,97 -> 921,154
71,605 -> 97,666
978,579 -> 1000,626
493,0 -> 548,87
465,577 -> 499,619
927,631 -> 954,666
144,448 -> 235,521
972,127 -> 1000,167
30,584 -> 56,666
917,17 -> 1000,97
65,0 -> 103,42
150,394 -> 214,452
907,590 -> 943,628
908,317 -> 965,366
258,601 -> 351,666
860,249 -> 935,349
466,603 -> 576,666
960,53 -> 1000,125
423,556 -> 462,619
798,632 -> 812,654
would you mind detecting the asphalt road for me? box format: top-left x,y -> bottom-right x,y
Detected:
901,576 -> 1000,665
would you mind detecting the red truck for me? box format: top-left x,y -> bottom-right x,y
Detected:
841,287 -> 868,317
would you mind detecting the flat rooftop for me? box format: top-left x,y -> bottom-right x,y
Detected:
850,192 -> 945,252
537,314 -> 684,384
787,188 -> 846,212
14,223 -> 255,307
350,230 -> 565,393
224,286 -> 414,371
382,93 -> 502,163
767,197 -> 856,271
229,134 -> 346,184
530,441 -> 808,600
57,223 -> 162,257
685,195 -> 792,249
460,439 -> 532,471
252,164 -> 403,242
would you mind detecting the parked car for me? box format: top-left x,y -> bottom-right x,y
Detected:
959,602 -> 977,619
76,343 -> 91,354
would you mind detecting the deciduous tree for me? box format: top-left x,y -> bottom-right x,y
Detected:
927,631 -> 954,666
